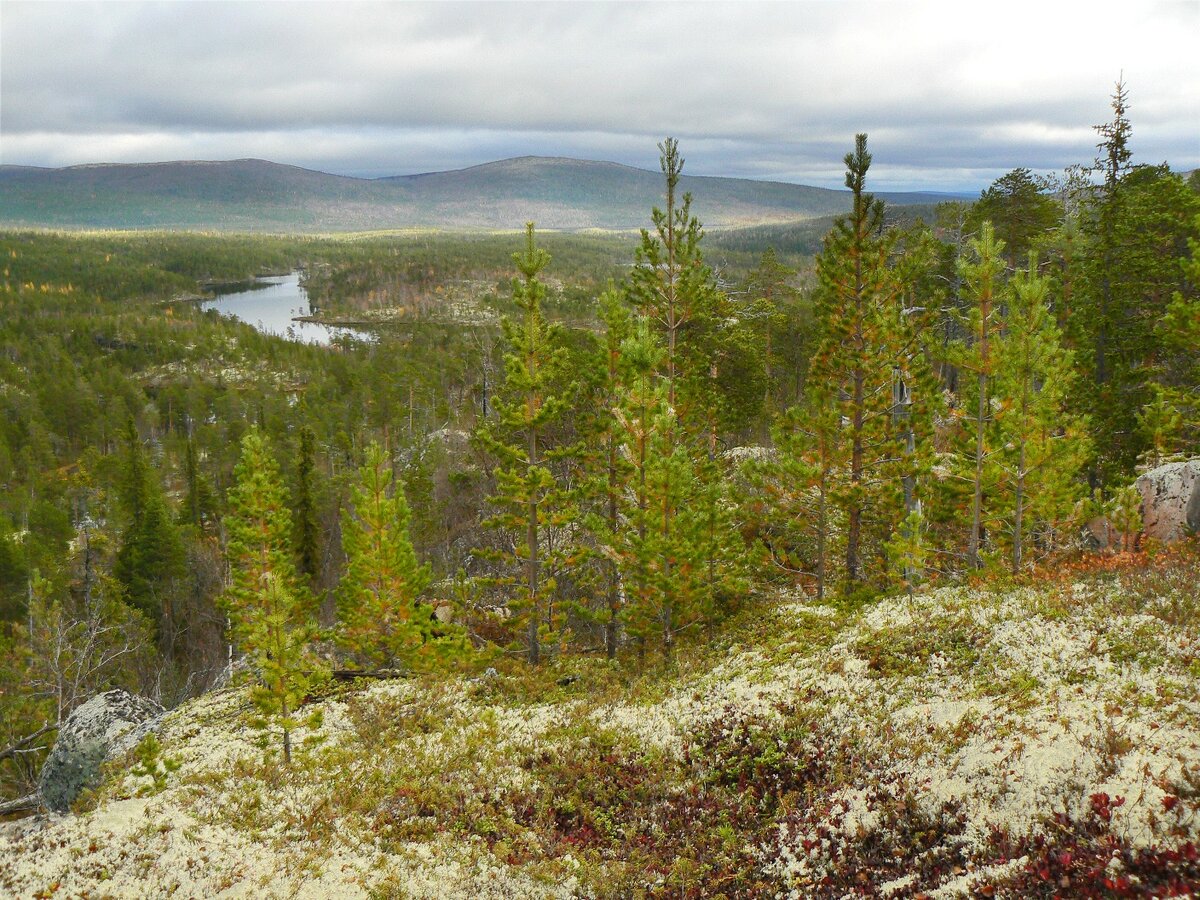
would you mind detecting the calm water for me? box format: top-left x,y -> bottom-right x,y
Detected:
201,272 -> 370,345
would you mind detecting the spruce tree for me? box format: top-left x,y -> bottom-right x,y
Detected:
1072,80 -> 1200,478
180,434 -> 214,530
1150,224 -> 1200,453
967,168 -> 1059,270
293,425 -> 321,587
113,419 -> 186,635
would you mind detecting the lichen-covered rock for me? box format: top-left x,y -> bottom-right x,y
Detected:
1135,459 -> 1200,544
38,689 -> 163,813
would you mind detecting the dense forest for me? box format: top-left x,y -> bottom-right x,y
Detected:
1,82 -> 1198,811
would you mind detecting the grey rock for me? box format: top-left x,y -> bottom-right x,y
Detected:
1187,477 -> 1200,534
38,689 -> 163,813
1135,459 -> 1200,544
1081,515 -> 1116,552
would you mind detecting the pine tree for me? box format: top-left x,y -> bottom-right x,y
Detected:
769,400 -> 839,600
991,255 -> 1090,571
617,361 -> 701,658
629,138 -> 701,421
620,139 -> 746,646
338,442 -> 447,669
244,571 -> 322,766
221,429 -> 320,763
807,134 -> 927,589
579,290 -> 634,659
1135,385 -> 1184,470
602,318 -> 665,659
476,224 -> 574,665
953,222 -> 1006,569
223,430 -> 306,617
745,247 -> 799,426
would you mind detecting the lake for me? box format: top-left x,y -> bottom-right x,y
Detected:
201,272 -> 371,345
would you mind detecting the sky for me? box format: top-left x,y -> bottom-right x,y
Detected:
1,1 -> 1197,192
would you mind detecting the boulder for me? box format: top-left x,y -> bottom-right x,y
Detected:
38,689 -> 163,813
1135,459 -> 1200,544
1082,515 -> 1116,552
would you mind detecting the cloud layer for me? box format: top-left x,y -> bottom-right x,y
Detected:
2,1 -> 1197,190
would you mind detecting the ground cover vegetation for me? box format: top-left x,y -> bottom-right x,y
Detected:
1,81 -> 1198,893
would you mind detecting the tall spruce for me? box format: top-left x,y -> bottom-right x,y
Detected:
113,419 -> 186,635
293,425 -> 321,588
1151,225 -> 1200,452
1072,80 -> 1200,478
967,169 -> 1059,270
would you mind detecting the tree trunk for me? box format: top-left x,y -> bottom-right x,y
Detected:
816,466 -> 828,602
281,695 -> 292,766
847,368 -> 864,583
1013,440 -> 1026,574
527,421 -> 540,666
605,433 -> 619,660
969,368 -> 987,569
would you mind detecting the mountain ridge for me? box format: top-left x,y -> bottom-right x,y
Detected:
0,156 -> 970,232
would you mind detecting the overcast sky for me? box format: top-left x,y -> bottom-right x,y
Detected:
2,1 -> 1197,191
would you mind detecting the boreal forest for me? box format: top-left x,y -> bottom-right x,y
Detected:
2,83 -> 1200,896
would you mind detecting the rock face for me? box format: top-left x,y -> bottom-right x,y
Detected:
1135,459 -> 1200,544
38,689 -> 163,813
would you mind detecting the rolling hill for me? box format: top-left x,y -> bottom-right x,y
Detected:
0,156 -> 968,232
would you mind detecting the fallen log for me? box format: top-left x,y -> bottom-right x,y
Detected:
0,793 -> 40,817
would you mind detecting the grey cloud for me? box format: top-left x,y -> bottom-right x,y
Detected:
2,1 -> 1197,191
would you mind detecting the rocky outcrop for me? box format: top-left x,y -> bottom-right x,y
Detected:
1135,459 -> 1200,544
37,689 -> 163,813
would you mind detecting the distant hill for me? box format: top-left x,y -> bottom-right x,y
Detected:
0,156 -> 969,232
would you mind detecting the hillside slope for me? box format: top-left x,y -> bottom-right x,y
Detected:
0,157 -> 963,232
3,550 -> 1198,898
